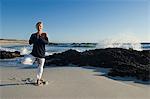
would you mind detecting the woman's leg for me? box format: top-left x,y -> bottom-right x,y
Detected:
37,58 -> 45,80
21,54 -> 36,65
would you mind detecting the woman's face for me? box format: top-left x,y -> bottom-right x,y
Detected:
37,23 -> 43,31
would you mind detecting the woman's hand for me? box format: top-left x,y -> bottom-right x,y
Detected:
40,33 -> 47,38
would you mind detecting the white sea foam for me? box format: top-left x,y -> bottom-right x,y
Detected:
20,47 -> 30,55
96,33 -> 142,51
0,47 -> 16,52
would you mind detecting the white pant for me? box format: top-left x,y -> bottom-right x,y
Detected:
36,58 -> 45,80
22,54 -> 45,80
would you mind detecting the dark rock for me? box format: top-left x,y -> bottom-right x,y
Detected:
0,51 -> 21,59
45,49 -> 80,66
45,48 -> 150,81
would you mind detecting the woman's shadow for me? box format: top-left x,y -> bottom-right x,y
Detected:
0,78 -> 36,87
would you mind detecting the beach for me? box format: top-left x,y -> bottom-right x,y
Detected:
0,39 -> 28,46
0,40 -> 150,99
0,65 -> 149,99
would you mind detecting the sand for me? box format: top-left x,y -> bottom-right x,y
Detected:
0,65 -> 149,99
0,39 -> 28,46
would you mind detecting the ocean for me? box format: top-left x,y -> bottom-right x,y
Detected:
0,42 -> 149,66
0,43 -> 150,55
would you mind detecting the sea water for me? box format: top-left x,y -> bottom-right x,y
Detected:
0,42 -> 149,66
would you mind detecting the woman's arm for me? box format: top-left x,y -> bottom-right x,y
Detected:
29,34 -> 34,45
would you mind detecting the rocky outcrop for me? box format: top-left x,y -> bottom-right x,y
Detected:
0,51 -> 21,59
45,48 -> 150,81
108,50 -> 150,81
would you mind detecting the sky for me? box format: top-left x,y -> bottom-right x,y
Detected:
1,0 -> 150,43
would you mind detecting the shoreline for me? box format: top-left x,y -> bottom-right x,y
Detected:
0,39 -> 150,46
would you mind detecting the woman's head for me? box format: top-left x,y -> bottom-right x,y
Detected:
36,22 -> 43,31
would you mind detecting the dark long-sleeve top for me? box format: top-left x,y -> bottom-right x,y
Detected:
29,33 -> 49,58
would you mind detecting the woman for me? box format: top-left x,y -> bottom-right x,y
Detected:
29,22 -> 49,85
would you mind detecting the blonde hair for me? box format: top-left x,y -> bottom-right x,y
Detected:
36,22 -> 42,30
